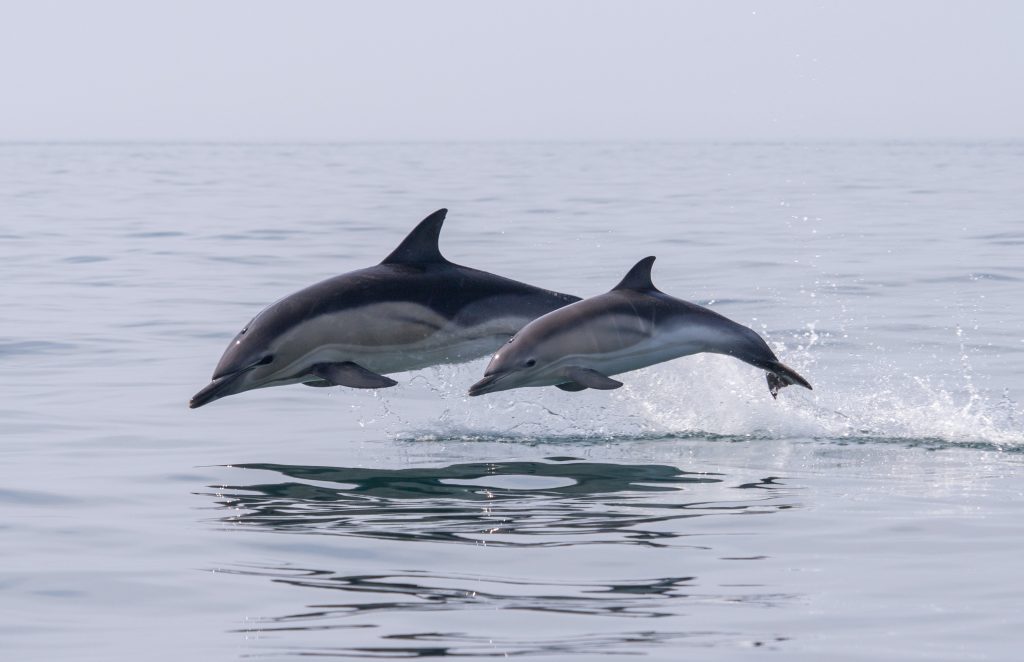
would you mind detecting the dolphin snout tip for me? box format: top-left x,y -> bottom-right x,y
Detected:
189,378 -> 229,409
188,390 -> 210,409
467,374 -> 501,397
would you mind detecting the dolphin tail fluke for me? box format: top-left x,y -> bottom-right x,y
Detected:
765,362 -> 812,399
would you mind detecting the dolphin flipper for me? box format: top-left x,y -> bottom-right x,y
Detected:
556,382 -> 588,392
561,367 -> 623,390
311,362 -> 398,389
303,379 -> 335,388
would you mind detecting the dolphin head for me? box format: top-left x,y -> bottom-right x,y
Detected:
468,331 -> 561,396
190,307 -> 301,409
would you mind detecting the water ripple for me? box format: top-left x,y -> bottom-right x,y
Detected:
206,460 -> 796,656
223,566 -> 700,620
237,626 -> 789,658
0,340 -> 78,357
224,565 -> 792,657
206,460 -> 792,548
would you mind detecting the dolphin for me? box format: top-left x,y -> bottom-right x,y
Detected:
468,256 -> 811,398
190,209 -> 579,408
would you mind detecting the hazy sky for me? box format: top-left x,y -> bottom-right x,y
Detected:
2,0 -> 1021,141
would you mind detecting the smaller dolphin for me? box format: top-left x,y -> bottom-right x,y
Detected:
190,209 -> 579,408
468,256 -> 811,398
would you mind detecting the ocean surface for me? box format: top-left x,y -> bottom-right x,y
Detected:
2,142 -> 1022,661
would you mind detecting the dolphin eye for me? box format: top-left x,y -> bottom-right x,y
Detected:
257,355 -> 274,366
525,359 -> 536,367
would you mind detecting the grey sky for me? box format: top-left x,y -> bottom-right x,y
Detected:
2,0 -> 1021,141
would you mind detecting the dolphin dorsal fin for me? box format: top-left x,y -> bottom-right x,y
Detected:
612,256 -> 658,292
381,209 -> 449,265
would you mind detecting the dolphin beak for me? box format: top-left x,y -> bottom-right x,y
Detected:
189,372 -> 245,409
468,372 -> 506,397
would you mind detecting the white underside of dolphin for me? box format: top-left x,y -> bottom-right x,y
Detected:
530,324 -> 725,381
468,256 -> 812,399
255,313 -> 537,388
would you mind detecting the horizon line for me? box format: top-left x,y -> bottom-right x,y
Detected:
2,138 -> 1023,146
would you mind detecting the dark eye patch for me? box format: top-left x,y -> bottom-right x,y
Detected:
256,355 -> 274,366
526,359 -> 536,367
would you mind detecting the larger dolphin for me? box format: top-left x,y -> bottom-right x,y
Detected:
468,256 -> 811,398
190,209 -> 579,408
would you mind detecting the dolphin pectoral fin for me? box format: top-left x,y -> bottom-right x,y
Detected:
555,381 -> 588,392
303,379 -> 335,388
765,361 -> 812,399
311,362 -> 399,389
561,366 -> 623,390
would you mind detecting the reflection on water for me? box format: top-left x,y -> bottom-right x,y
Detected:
206,459 -> 797,657
223,566 -> 701,620
232,621 -> 790,659
208,459 -> 794,548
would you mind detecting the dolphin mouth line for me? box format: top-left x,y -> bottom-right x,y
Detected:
467,372 -> 507,397
189,367 -> 253,409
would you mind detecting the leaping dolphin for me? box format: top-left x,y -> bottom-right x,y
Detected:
468,256 -> 811,398
190,209 -> 579,408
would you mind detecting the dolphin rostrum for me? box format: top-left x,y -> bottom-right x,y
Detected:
468,256 -> 811,398
190,209 -> 579,408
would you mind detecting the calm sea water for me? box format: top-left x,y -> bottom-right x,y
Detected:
2,143 -> 1022,661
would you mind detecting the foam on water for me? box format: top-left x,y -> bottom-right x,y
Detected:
380,346 -> 1023,450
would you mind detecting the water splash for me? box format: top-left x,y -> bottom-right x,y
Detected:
360,338 -> 1024,450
